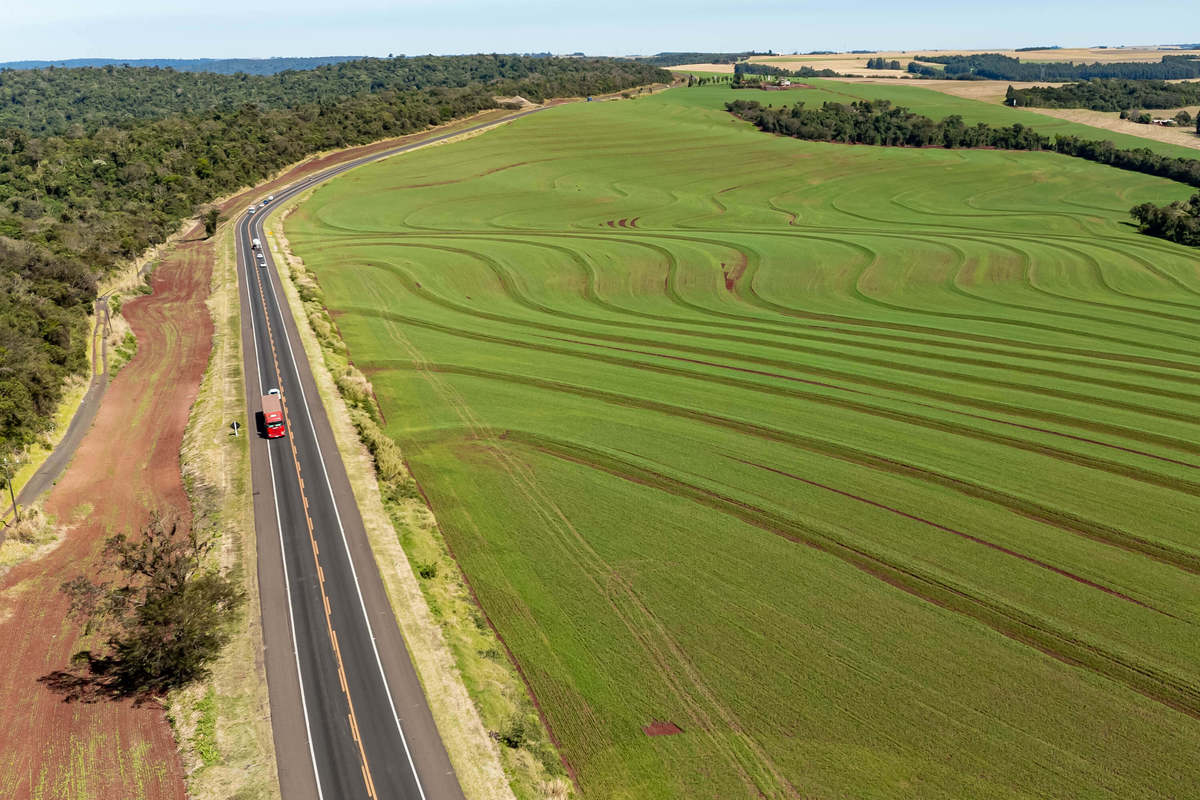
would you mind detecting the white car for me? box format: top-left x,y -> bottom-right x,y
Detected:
266,195 -> 275,203
247,206 -> 256,214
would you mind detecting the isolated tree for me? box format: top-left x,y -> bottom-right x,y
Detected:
202,207 -> 220,237
62,513 -> 245,695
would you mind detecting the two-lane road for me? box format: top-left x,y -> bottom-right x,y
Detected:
235,110 -> 544,799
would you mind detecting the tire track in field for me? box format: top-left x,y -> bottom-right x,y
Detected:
496,431 -> 1200,722
371,360 -> 1200,574
315,227 -> 1200,377
355,240 -> 1200,428
346,290 -> 1200,496
349,238 -> 1200,449
431,232 -> 1200,417
359,283 -> 798,798
581,229 -> 1200,368
848,234 -> 1200,346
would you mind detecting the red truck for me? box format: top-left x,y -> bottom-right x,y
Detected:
261,389 -> 286,438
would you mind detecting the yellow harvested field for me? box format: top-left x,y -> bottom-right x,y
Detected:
669,62 -> 735,73
1021,106 -> 1200,150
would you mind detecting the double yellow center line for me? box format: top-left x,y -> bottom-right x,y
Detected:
250,236 -> 379,800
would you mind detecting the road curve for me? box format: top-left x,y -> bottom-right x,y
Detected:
236,110 -> 544,800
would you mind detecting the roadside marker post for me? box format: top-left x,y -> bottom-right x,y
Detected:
232,420 -> 241,437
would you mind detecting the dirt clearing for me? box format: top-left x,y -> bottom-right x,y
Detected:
0,228 -> 215,800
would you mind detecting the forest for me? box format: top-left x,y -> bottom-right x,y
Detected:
0,54 -> 667,135
909,53 -> 1200,81
1005,79 -> 1200,113
0,55 -> 668,473
727,96 -> 1200,182
0,56 -> 361,75
866,58 -> 901,70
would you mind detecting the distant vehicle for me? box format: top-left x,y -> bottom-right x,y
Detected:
247,206 -> 256,214
266,195 -> 275,202
252,238 -> 261,249
261,389 -> 286,438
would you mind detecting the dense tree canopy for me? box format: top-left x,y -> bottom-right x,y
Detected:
728,98 -> 1200,250
1006,79 -> 1200,111
1131,192 -> 1200,246
727,98 -> 1200,186
0,54 -> 668,135
0,56 -> 362,75
911,53 -> 1200,81
0,55 -> 668,467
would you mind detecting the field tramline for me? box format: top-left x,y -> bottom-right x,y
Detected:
287,84 -> 1200,799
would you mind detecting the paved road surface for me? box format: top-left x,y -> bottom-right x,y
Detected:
237,110 -> 543,800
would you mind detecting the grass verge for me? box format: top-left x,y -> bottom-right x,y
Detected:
168,219 -> 280,800
264,183 -> 569,800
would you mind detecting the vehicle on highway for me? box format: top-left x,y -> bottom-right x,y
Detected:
247,205 -> 256,214
252,238 -> 261,249
261,388 -> 286,438
266,194 -> 275,203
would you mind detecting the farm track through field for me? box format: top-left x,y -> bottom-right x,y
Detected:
286,86 -> 1200,799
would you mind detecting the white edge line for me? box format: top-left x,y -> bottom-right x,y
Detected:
254,208 -> 429,800
241,213 -> 326,800
247,110 -> 546,798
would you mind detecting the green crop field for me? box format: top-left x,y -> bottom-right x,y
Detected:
285,83 -> 1200,799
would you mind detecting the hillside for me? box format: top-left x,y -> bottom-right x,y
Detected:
285,83 -> 1200,799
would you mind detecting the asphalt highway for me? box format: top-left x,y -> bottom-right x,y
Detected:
235,110 -> 544,799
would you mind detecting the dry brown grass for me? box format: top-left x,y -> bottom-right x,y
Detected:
1020,106 -> 1200,149
0,506 -> 62,581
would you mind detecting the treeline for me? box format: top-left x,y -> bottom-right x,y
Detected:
866,58 -> 901,70
1131,192 -> 1200,246
0,56 -> 668,467
0,56 -> 361,75
1006,79 -> 1200,111
0,55 -> 668,135
909,53 -> 1200,81
637,52 -> 771,67
725,98 -> 1200,189
731,62 -> 841,86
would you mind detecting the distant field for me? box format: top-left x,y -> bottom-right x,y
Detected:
287,84 -> 1200,799
746,47 -> 1200,76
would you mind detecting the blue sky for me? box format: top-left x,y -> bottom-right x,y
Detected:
5,0 -> 1199,60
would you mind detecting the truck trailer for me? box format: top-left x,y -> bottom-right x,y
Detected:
261,389 -> 286,438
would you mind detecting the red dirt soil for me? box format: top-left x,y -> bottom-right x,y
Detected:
0,228 -> 214,799
643,720 -> 683,736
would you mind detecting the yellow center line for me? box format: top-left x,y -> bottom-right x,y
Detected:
250,238 -> 379,800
